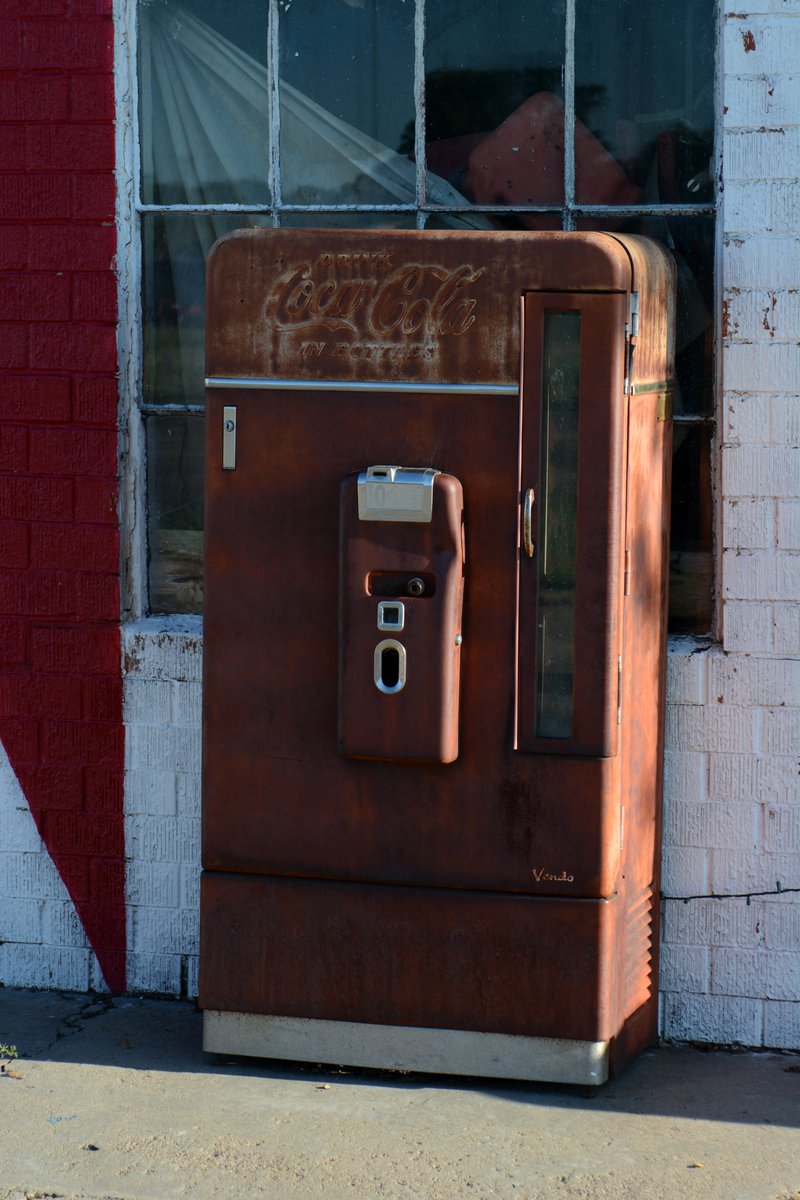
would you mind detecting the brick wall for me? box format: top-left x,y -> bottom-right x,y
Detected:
659,6 -> 800,1048
0,0 -> 124,992
122,621 -> 201,998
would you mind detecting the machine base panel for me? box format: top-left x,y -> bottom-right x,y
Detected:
203,1010 -> 610,1085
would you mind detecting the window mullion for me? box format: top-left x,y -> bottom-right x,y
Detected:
136,0 -> 151,208
116,0 -> 147,620
563,0 -> 577,230
414,0 -> 426,227
268,0 -> 282,224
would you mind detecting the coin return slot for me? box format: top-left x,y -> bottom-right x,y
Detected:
374,640 -> 406,694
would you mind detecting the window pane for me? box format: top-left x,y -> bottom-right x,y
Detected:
139,0 -> 270,206
536,311 -> 581,738
575,0 -> 714,205
280,0 -> 415,205
147,414 -> 205,614
669,424 -> 713,633
425,0 -> 566,213
142,214 -> 273,408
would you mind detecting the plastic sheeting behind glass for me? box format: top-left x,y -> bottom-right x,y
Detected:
139,1 -> 270,205
280,0 -> 414,205
139,1 -> 489,219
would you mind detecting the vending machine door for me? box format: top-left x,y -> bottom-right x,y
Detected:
517,290 -> 627,758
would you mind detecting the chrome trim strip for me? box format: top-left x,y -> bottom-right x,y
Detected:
205,377 -> 518,396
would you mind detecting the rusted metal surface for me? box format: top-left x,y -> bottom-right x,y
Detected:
611,234 -> 677,394
202,381 -> 621,898
205,228 -> 633,387
199,872 -> 617,1042
201,228 -> 675,1076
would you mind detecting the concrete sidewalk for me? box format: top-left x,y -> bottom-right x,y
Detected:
0,988 -> 798,1200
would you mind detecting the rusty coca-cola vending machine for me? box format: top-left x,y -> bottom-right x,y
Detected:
199,229 -> 675,1084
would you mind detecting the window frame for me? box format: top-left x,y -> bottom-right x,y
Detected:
115,0 -> 720,628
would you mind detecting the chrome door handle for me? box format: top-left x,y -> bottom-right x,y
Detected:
523,487 -> 535,559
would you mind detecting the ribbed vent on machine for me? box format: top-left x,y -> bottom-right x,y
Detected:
624,885 -> 654,1016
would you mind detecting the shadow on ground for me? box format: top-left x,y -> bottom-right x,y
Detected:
2,987 -> 798,1132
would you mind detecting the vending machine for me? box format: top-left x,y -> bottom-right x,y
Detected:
199,229 -> 675,1084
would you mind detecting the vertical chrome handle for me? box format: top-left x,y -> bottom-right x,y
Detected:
523,488 -> 535,559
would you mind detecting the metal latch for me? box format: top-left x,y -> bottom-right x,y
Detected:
357,466 -> 440,523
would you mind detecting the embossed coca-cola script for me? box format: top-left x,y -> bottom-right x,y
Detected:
267,261 -> 485,338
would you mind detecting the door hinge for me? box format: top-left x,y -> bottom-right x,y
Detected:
624,547 -> 631,596
617,654 -> 623,724
624,291 -> 639,396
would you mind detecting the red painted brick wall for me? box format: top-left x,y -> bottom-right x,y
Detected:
0,0 -> 124,991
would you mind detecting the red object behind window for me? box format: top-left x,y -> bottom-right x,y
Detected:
465,91 -> 642,219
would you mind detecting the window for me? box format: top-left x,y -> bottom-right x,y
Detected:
129,0 -> 715,630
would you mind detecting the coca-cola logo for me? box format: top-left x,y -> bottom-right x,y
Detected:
266,261 -> 485,338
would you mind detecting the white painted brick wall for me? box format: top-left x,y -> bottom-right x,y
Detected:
722,393 -> 800,446
721,602 -> 774,652
660,2 -> 800,1047
726,13 -> 800,71
774,604 -> 800,655
662,992 -> 764,1046
724,181 -> 800,235
122,618 -> 202,998
723,288 -> 800,341
764,1001 -> 800,1050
